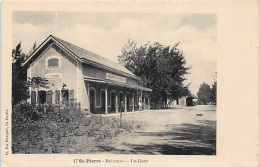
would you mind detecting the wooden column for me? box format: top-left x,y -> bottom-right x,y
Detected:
124,92 -> 127,112
27,65 -> 32,103
148,96 -> 150,110
132,92 -> 135,112
140,90 -> 143,110
115,93 -> 118,113
87,82 -> 90,112
87,82 -> 89,96
36,89 -> 38,104
143,92 -> 146,110
105,85 -> 108,115
137,90 -> 140,110
141,90 -> 143,102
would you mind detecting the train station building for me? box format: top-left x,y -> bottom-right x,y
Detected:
22,35 -> 152,114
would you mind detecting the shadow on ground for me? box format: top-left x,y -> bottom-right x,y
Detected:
97,120 -> 216,155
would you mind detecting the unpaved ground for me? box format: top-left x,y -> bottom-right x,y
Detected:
95,105 -> 216,155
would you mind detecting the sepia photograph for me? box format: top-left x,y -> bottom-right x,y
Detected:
1,1 -> 259,167
11,11 -> 217,155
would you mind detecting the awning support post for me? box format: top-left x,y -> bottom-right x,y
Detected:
124,92 -> 127,112
140,90 -> 143,110
148,96 -> 150,110
105,84 -> 108,115
132,91 -> 135,112
115,93 -> 118,113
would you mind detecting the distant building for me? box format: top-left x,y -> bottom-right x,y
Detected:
171,93 -> 197,106
22,35 -> 152,114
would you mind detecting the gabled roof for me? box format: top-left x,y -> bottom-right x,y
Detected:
187,92 -> 197,99
52,36 -> 136,76
22,35 -> 139,80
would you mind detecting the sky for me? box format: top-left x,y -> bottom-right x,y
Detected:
12,11 -> 217,95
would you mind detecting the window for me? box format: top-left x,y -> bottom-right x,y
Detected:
46,90 -> 52,104
48,58 -> 59,67
38,91 -> 47,104
89,88 -> 96,113
31,91 -> 36,104
46,56 -> 61,69
55,90 -> 60,104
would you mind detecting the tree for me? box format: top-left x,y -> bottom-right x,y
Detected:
210,79 -> 217,105
28,77 -> 49,103
197,83 -> 211,105
28,42 -> 37,57
118,40 -> 190,108
12,42 -> 29,104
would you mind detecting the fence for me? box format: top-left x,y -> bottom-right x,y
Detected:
56,101 -> 81,112
150,102 -> 171,109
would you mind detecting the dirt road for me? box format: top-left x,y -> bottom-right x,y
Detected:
96,105 -> 216,155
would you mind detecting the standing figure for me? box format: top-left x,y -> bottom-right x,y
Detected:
138,100 -> 142,110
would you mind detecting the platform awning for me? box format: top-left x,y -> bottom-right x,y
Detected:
84,76 -> 152,92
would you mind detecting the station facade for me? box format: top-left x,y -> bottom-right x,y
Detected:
22,35 -> 152,114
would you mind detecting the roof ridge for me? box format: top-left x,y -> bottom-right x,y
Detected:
52,35 -> 95,55
51,35 -> 135,77
53,35 -> 116,64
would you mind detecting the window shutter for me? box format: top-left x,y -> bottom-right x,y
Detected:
46,90 -> 52,104
70,89 -> 74,101
55,90 -> 60,104
31,91 -> 36,104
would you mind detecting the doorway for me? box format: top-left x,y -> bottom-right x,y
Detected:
126,93 -> 130,111
101,90 -> 105,114
186,97 -> 193,106
119,92 -> 124,112
89,89 -> 96,114
111,91 -> 115,112
38,91 -> 46,104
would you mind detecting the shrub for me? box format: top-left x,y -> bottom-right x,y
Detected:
12,102 -> 143,154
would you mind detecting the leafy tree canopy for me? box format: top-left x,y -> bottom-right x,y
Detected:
12,42 -> 29,104
118,40 -> 190,106
27,77 -> 49,90
197,82 -> 211,105
210,74 -> 217,105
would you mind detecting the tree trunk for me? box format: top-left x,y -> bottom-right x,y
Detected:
164,97 -> 167,108
36,88 -> 39,104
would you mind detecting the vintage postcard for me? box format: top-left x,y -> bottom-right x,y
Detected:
1,1 -> 259,167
